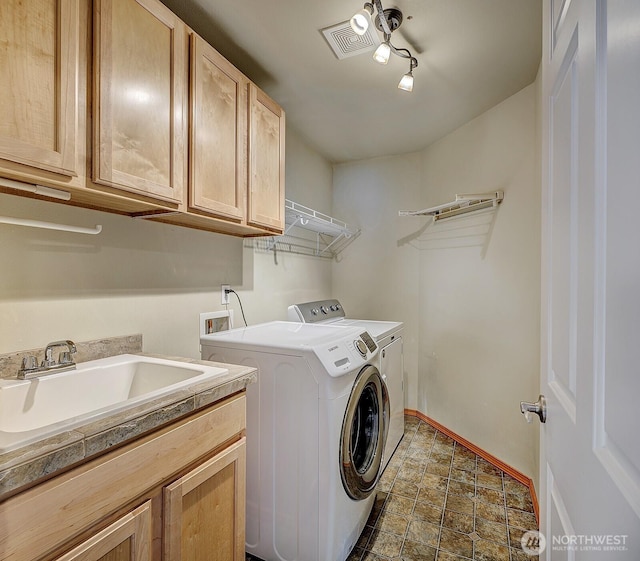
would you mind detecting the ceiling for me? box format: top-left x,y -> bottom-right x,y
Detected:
161,0 -> 542,163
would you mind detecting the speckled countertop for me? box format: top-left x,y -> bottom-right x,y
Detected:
0,335 -> 256,500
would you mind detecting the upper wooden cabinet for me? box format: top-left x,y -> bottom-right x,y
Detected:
247,84 -> 286,231
0,0 -> 79,176
148,33 -> 285,235
189,34 -> 246,221
0,0 -> 285,236
93,0 -> 187,205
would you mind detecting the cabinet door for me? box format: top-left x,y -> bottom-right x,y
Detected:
93,0 -> 186,204
189,34 -> 246,221
0,0 -> 78,176
163,438 -> 246,561
247,84 -> 285,232
55,501 -> 152,561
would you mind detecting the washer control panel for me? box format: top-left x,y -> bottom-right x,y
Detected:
288,299 -> 345,323
314,329 -> 378,377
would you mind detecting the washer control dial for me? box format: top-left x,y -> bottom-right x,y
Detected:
320,305 -> 329,314
354,339 -> 368,357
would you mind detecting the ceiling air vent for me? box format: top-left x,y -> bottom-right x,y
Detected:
321,20 -> 380,60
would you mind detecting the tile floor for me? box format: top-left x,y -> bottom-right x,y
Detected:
349,416 -> 538,561
247,415 -> 538,561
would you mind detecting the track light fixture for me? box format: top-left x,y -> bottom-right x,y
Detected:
350,0 -> 418,91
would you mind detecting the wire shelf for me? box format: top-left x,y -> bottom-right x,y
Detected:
244,199 -> 360,259
399,191 -> 504,222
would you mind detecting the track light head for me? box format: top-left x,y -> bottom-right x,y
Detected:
373,40 -> 391,64
398,57 -> 418,91
398,72 -> 414,92
350,3 -> 374,35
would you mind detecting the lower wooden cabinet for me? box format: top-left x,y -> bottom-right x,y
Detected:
54,438 -> 247,561
0,393 -> 247,561
54,502 -> 152,561
164,438 -> 246,561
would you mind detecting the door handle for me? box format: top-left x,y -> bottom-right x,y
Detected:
520,394 -> 547,423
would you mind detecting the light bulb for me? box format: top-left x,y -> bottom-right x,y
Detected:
373,42 -> 391,65
350,8 -> 372,35
398,72 -> 414,92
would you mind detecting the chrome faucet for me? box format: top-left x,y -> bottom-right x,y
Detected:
17,340 -> 77,379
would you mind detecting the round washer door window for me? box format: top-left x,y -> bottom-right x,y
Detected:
340,364 -> 390,500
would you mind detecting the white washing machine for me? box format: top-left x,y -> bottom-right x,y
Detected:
288,300 -> 404,471
200,321 -> 389,561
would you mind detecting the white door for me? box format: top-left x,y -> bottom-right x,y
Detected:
539,0 -> 640,559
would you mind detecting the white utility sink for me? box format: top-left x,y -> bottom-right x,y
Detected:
0,354 -> 228,453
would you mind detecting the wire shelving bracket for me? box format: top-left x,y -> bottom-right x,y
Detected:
245,199 -> 360,259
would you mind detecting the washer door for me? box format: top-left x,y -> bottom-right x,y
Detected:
340,364 -> 390,500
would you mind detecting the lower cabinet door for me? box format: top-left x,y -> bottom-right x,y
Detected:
55,501 -> 152,561
163,438 -> 246,561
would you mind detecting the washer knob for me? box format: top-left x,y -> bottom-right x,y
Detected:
355,339 -> 367,357
330,305 -> 337,311
320,305 -> 329,314
311,308 -> 319,315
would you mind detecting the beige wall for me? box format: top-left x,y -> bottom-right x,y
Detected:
332,152 -> 423,421
0,127 -> 333,358
333,83 -> 540,479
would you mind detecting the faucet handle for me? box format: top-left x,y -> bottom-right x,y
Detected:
20,355 -> 38,371
59,351 -> 73,365
58,350 -> 76,365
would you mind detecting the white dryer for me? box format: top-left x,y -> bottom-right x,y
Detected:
201,321 -> 389,561
288,300 -> 404,471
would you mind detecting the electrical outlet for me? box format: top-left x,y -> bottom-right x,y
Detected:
221,284 -> 231,305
